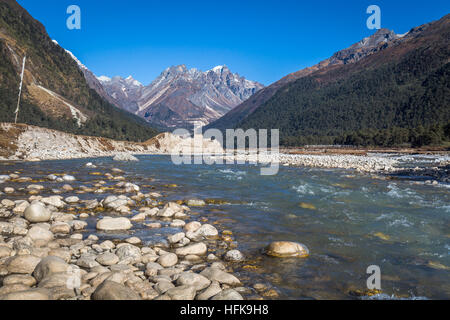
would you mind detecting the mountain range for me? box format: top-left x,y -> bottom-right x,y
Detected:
0,0 -> 448,147
95,65 -> 264,129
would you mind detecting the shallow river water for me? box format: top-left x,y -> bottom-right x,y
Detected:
1,155 -> 449,300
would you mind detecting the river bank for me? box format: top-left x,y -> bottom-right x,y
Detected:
0,163 -> 269,300
2,123 -> 449,178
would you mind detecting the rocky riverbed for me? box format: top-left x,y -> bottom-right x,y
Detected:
209,152 -> 401,173
0,164 -> 285,301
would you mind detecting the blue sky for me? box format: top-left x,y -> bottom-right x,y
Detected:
17,0 -> 450,85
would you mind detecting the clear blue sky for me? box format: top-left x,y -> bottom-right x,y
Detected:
17,0 -> 450,85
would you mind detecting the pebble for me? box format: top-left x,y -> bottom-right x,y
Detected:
186,199 -> 206,207
62,175 -> 76,182
113,154 -> 139,162
65,196 -> 79,204
4,187 -> 14,194
125,237 -> 141,245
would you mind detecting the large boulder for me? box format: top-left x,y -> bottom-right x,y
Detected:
24,203 -> 51,223
6,255 -> 42,274
2,275 -> 37,287
115,244 -> 141,264
0,288 -> 51,300
265,241 -> 309,258
92,280 -> 141,300
96,217 -> 132,231
27,226 -> 54,247
33,256 -> 69,282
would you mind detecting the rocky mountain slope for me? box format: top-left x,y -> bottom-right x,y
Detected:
236,15 -> 450,147
97,65 -> 264,129
206,28 -> 411,132
0,0 -> 158,142
96,75 -> 143,114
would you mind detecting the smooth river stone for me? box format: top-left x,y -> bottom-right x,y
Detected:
33,256 -> 69,282
96,217 -> 132,231
6,255 -> 42,274
265,241 -> 309,258
24,203 -> 51,223
92,280 -> 141,300
211,289 -> 244,300
175,243 -> 207,256
157,253 -> 178,268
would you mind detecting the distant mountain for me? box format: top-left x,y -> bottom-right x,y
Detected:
97,65 -> 264,129
234,15 -> 450,147
0,0 -> 158,141
207,28 -> 409,132
97,75 -> 143,114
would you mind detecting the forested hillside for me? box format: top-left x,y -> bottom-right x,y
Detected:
234,15 -> 450,147
0,0 -> 158,141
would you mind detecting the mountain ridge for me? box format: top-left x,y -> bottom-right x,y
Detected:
0,0 -> 158,141
236,14 -> 450,147
206,27 -> 417,132
95,64 -> 264,129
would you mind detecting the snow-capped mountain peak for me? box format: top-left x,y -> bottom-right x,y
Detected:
97,75 -> 112,82
64,51 -> 264,129
210,65 -> 227,73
